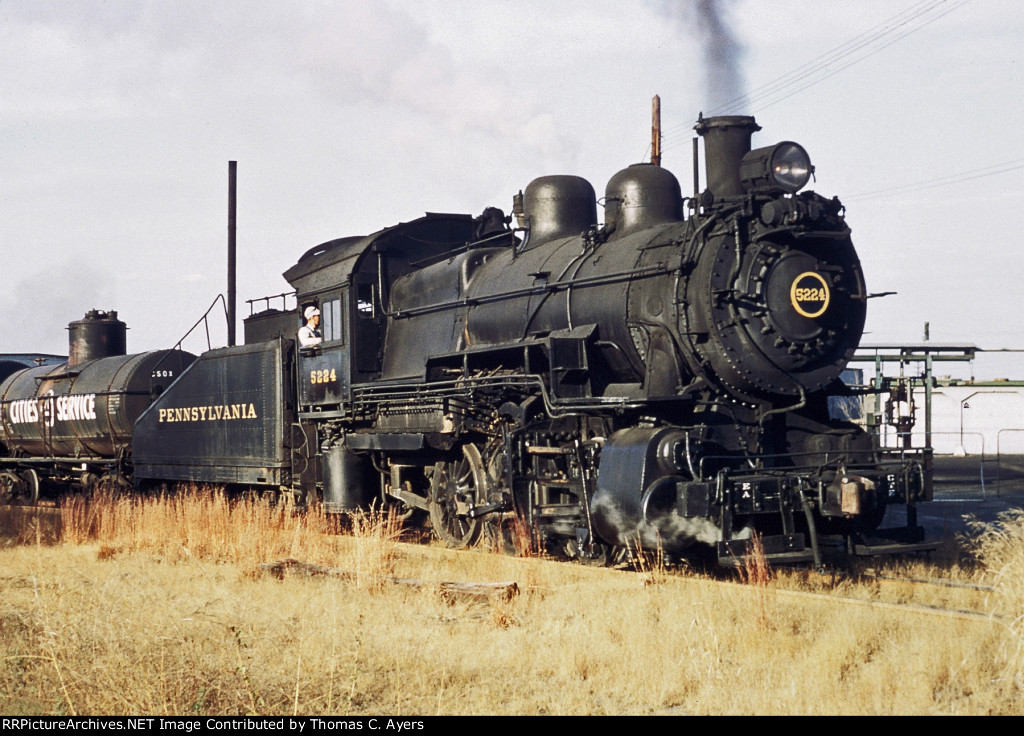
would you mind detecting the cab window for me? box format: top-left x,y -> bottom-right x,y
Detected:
320,297 -> 344,343
356,283 -> 375,318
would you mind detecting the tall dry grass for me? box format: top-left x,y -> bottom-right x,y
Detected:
735,533 -> 775,632
60,488 -> 340,565
54,488 -> 405,587
967,509 -> 1024,690
0,491 -> 1022,715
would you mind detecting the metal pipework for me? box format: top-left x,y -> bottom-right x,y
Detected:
228,160 -> 237,347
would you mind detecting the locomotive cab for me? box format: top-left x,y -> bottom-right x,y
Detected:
283,214 -> 481,415
296,289 -> 352,411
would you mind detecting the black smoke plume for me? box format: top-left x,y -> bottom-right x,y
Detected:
655,0 -> 746,114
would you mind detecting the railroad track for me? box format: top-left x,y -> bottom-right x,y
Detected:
858,569 -> 995,592
721,565 -> 999,622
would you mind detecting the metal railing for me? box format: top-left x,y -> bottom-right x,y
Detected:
170,294 -> 230,353
996,429 -> 1024,498
246,291 -> 296,316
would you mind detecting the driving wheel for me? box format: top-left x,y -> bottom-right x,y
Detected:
429,443 -> 485,549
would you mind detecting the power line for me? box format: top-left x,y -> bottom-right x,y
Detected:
843,158 -> 1024,203
731,0 -> 946,108
662,0 -> 972,148
738,0 -> 972,114
716,0 -> 967,115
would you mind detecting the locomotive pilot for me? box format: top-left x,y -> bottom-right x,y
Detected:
298,306 -> 322,346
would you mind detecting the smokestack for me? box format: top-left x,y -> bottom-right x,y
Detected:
694,114 -> 760,199
228,161 -> 237,347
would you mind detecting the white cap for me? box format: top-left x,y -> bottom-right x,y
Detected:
304,306 -> 320,320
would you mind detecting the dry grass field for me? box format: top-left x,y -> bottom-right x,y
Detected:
0,490 -> 1022,716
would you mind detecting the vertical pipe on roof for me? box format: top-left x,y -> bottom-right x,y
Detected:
228,161 -> 237,347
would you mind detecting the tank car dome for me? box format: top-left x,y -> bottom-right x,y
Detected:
604,163 -> 683,239
522,175 -> 597,248
68,309 -> 127,367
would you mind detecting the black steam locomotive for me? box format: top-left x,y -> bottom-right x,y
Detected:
0,115 -> 933,565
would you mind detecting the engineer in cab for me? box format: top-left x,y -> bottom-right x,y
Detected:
298,306 -> 322,347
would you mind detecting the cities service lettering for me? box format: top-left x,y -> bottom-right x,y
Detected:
159,403 -> 258,423
6,392 -> 98,427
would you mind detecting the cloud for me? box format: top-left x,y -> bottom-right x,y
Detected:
294,3 -> 564,154
1,2 -> 567,159
0,262 -> 114,354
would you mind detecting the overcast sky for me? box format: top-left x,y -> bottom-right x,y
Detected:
2,0 -> 1021,378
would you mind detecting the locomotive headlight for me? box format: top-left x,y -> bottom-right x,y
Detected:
739,141 -> 814,194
